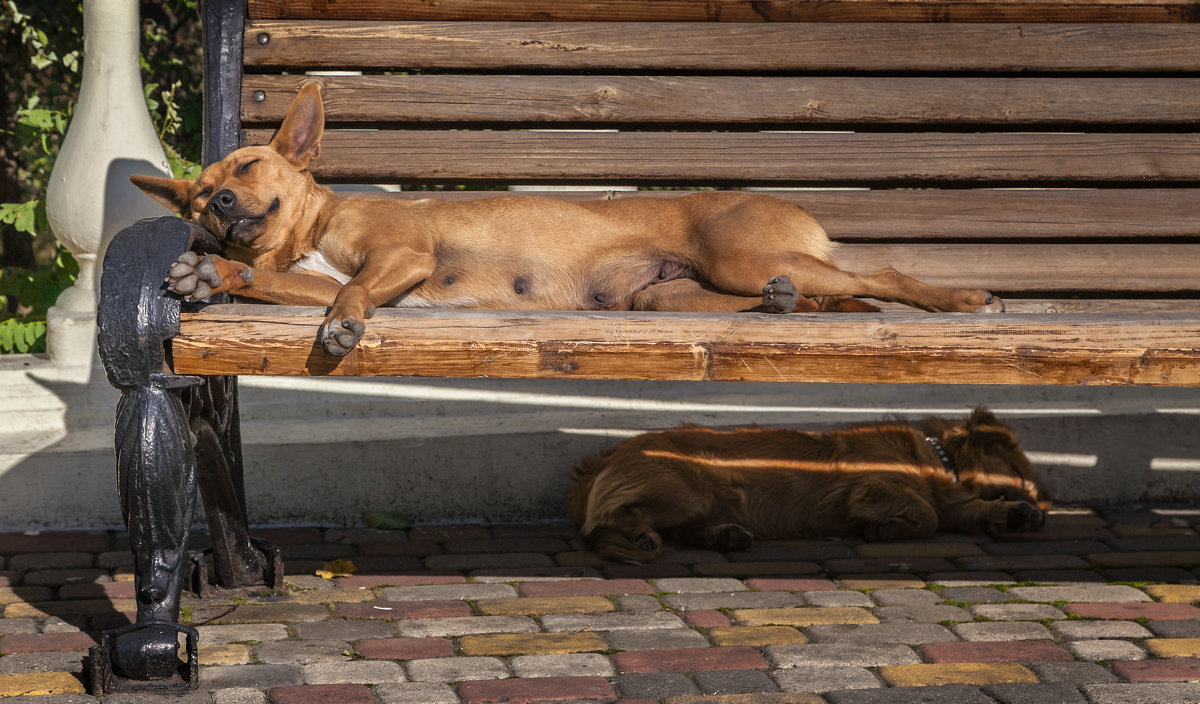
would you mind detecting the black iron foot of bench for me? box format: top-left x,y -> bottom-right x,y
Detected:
94,217 -> 276,693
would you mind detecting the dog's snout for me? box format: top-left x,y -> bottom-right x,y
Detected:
209,189 -> 237,216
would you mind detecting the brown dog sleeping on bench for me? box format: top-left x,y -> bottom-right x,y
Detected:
567,407 -> 1047,563
130,84 -> 1004,356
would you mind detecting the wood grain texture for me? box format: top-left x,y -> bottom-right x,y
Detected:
242,75 -> 1200,127
247,0 -> 1200,23
240,130 -> 1200,185
243,21 -> 1200,73
172,307 -> 1200,386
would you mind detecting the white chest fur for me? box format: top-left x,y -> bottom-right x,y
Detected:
289,251 -> 351,284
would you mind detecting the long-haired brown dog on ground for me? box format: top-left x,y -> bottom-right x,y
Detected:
567,408 -> 1047,562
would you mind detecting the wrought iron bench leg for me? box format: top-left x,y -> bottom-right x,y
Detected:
92,217 -> 278,692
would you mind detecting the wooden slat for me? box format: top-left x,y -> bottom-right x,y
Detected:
241,130 -> 1200,185
341,189 -> 1200,241
833,243 -> 1200,292
248,0 -> 1200,23
243,75 -> 1200,127
172,306 -> 1200,386
243,21 -> 1200,73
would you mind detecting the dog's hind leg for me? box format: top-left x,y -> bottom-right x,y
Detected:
848,479 -> 940,541
632,277 -> 820,313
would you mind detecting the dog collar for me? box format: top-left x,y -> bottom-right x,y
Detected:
924,436 -> 959,482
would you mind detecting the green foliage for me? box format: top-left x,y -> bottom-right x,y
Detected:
0,0 -> 203,354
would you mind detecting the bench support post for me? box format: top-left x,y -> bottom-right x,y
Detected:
92,217 -> 278,692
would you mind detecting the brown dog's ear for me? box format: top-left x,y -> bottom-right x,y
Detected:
270,83 -> 324,168
130,174 -> 193,215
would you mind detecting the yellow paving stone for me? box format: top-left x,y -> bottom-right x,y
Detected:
113,570 -> 135,582
854,542 -> 985,559
0,586 -> 55,605
199,643 -> 252,666
0,672 -> 85,696
709,626 -> 807,647
5,598 -> 138,619
731,607 -> 878,627
666,694 -> 824,704
1145,585 -> 1200,603
837,575 -> 926,590
880,663 -> 1037,687
1086,551 -> 1200,567
459,632 -> 608,656
1145,638 -> 1200,658
475,596 -> 614,616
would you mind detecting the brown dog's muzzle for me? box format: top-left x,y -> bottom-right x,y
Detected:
205,190 -> 278,245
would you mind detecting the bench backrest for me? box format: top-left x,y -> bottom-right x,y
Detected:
207,0 -> 1200,312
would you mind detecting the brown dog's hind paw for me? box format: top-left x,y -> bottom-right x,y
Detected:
762,275 -> 798,314
1005,501 -> 1045,532
167,251 -> 222,301
712,523 -> 754,552
320,317 -> 366,356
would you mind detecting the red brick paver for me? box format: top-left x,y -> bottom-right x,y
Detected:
0,632 -> 98,654
267,684 -> 375,704
1067,602 -> 1200,621
1111,658 -> 1200,682
614,646 -> 767,673
684,609 -> 732,628
919,640 -> 1075,663
457,676 -> 616,703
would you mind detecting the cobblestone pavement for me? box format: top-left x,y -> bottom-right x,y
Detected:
4,507 -> 1200,702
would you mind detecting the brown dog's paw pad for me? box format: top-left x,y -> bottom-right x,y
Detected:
713,524 -> 754,552
321,317 -> 366,356
1004,501 -> 1044,532
166,252 -> 221,301
634,531 -> 662,554
762,275 -> 798,314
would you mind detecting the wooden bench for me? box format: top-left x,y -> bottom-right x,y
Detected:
91,0 -> 1200,691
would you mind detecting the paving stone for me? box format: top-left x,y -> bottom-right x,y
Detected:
728,542 -> 856,562
1010,569 -> 1106,583
1149,619 -> 1200,637
665,591 -> 802,611
1052,619 -> 1153,640
336,574 -> 465,589
456,675 -> 616,703
333,600 -> 471,620
665,694 -> 824,704
203,664 -> 303,689
918,641 -> 1074,664
476,595 -> 615,615
373,682 -> 460,704
540,611 -> 685,632
709,626 -> 806,647
213,688 -> 268,704
772,665 -> 882,693
1109,535 -> 1200,551
0,672 -> 86,696
96,551 -> 133,570
211,603 -> 332,624
880,662 -> 1037,687
444,537 -> 571,554
255,639 -> 351,666
855,542 -> 985,559
1088,550 -> 1200,567
200,643 -> 252,665
1067,639 -> 1147,661
925,571 -> 1015,587
300,659 -> 407,684
684,610 -> 732,628
938,587 -> 1009,603
801,591 -> 874,608
835,575 -> 926,590
615,672 -> 702,699
603,562 -> 693,580
953,621 -> 1053,641
0,531 -> 109,555
380,583 -> 518,601
1068,602 -> 1200,620
730,607 -> 877,627
20,570 -> 109,588
969,603 -> 1066,621
1111,657 -> 1200,681
423,552 -> 554,571
471,565 -> 603,580
1082,682 -> 1200,704
805,622 -> 957,645
407,655 -> 509,682
824,684 -> 997,704
823,557 -> 955,574
619,594 -> 665,611
267,683 -> 375,704
694,668 -> 781,694
766,643 -> 921,668
5,598 -> 134,620
57,582 -> 135,600
875,604 -> 972,623
1145,584 -> 1200,602
0,618 -> 39,635
606,628 -> 710,651
510,652 -> 616,678
1101,566 -> 1199,583
395,615 -> 539,637
354,540 -> 441,557
460,632 -> 607,656
655,578 -> 748,594
746,578 -> 837,592
357,637 -> 454,659
870,588 -> 942,606
1007,584 -> 1152,603
0,632 -> 97,654
196,623 -> 290,644
983,540 -> 1110,556
955,554 -> 1088,571
293,618 -> 393,641
0,651 -> 84,674
518,578 -> 654,597
982,682 -> 1088,704
1146,637 -> 1200,658
692,562 -> 823,578
615,646 -> 766,673
253,527 -> 325,546
6,553 -> 94,571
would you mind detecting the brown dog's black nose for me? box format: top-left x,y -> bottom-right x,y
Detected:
209,189 -> 237,217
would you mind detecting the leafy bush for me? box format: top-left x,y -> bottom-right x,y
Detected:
0,0 -> 202,354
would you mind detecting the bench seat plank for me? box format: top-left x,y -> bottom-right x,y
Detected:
243,75 -> 1200,127
244,21 -> 1200,73
247,0 -> 1200,23
242,130 -> 1200,185
172,306 -> 1200,386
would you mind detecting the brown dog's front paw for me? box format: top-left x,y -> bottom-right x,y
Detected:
167,251 -> 222,301
320,317 -> 366,356
1005,501 -> 1044,532
973,292 -> 1006,314
762,275 -> 798,314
